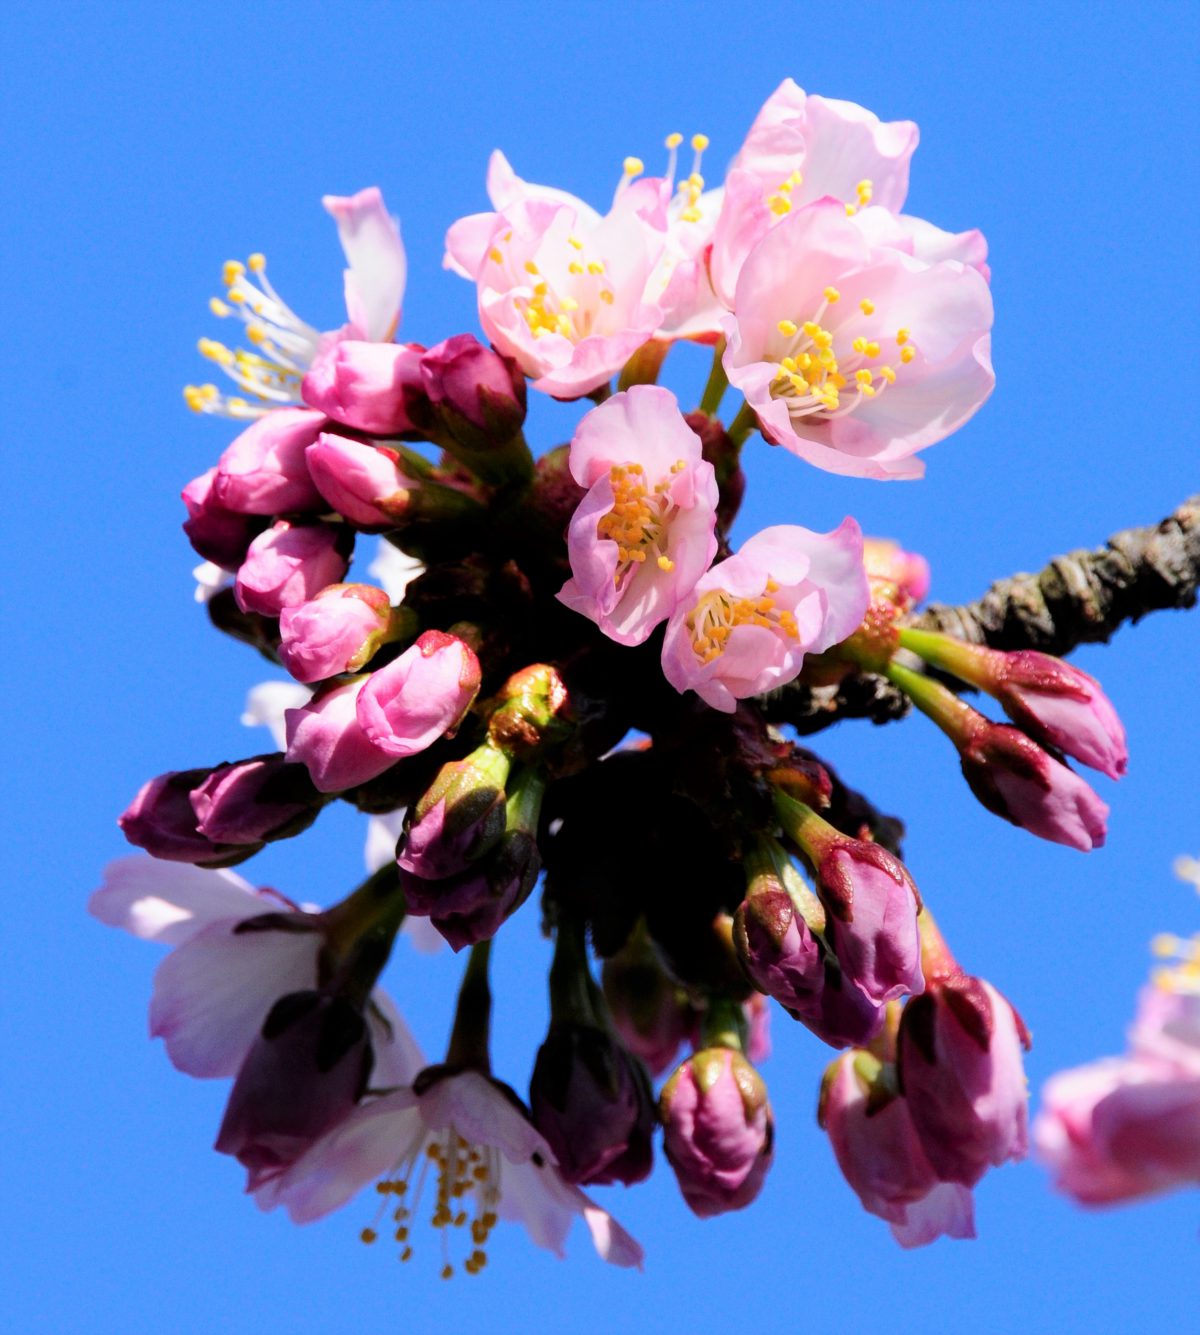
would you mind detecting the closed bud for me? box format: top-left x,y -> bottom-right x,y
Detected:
234,520 -> 353,618
601,930 -> 691,1077
300,339 -> 424,436
279,583 -> 411,684
190,755 -> 323,847
530,1022 -> 655,1186
213,407 -> 326,515
284,677 -> 398,794
215,991 -> 373,1188
399,743 -> 513,880
119,767 -> 251,866
182,468 -> 264,569
898,973 -> 1031,1187
487,663 -> 572,760
660,1047 -> 774,1217
355,630 -> 480,756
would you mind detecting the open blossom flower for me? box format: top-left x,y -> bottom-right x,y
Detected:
723,201 -> 994,480
445,179 -> 664,398
254,1068 -> 643,1273
186,188 -> 406,420
710,80 -> 918,308
88,855 -> 421,1083
821,1051 -> 975,1248
557,387 -> 718,645
661,520 -> 869,712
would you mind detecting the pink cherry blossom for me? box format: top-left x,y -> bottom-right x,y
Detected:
284,677 -> 398,794
661,519 -> 869,712
722,201 -> 994,480
234,521 -> 351,618
253,1068 -> 643,1270
851,205 -> 990,281
305,434 -> 421,529
445,189 -> 664,399
863,537 -> 931,605
88,855 -> 421,1084
356,631 -> 480,757
710,80 -> 919,308
821,1052 -> 976,1248
899,975 -> 1031,1187
182,468 -> 263,570
213,407 -> 327,515
557,387 -> 718,646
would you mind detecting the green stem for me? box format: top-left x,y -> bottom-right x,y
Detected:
445,939 -> 494,1072
548,914 -> 598,1025
698,338 -> 729,416
617,339 -> 669,390
725,400 -> 758,447
885,658 -> 980,744
700,995 -> 747,1053
772,788 -> 835,859
897,626 -> 993,688
588,382 -> 614,404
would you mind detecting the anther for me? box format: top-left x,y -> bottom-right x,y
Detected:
623,156 -> 644,177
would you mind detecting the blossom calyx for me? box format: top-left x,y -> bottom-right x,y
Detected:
898,972 -> 1031,1187
486,663 -> 573,761
660,1046 -> 774,1217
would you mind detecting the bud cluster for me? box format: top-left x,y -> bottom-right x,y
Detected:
95,81 -> 1144,1273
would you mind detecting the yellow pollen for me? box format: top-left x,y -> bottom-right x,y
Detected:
488,248 -> 503,264
523,260 -> 539,275
209,297 -> 231,317
666,132 -> 683,149
247,252 -> 266,272
657,555 -> 675,572
568,261 -> 584,275
845,202 -> 857,217
852,336 -> 868,354
568,235 -> 584,250
681,207 -> 703,222
855,180 -> 873,208
687,584 -> 800,665
222,260 -> 245,285
860,298 -> 875,315
599,289 -> 614,304
778,319 -> 799,337
587,260 -> 605,275
880,365 -> 897,383
900,345 -> 916,363
824,287 -> 841,303
691,133 -> 709,151
855,369 -> 874,386
896,328 -> 910,345
623,156 -> 644,176
865,341 -> 881,359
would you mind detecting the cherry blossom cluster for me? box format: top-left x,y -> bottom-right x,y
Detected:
95,81 -> 1135,1274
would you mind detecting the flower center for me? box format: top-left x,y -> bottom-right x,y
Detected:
359,1127 -> 501,1279
770,289 -> 915,421
487,236 -> 615,343
595,462 -> 685,582
184,253 -> 322,419
687,578 -> 799,665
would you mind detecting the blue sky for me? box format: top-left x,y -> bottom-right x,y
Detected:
2,3 -> 1198,1332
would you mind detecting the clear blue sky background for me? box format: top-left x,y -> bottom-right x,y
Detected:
2,3 -> 1198,1332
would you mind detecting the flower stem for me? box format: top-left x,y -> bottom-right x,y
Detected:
885,658 -> 980,744
725,399 -> 758,447
445,939 -> 494,1072
700,994 -> 747,1053
618,339 -> 669,390
897,626 -> 992,687
698,338 -> 729,416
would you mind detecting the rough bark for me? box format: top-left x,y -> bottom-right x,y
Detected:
763,495 -> 1200,735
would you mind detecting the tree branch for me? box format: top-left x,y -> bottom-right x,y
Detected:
763,495 -> 1200,735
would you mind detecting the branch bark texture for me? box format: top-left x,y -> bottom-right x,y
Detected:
764,495 -> 1200,735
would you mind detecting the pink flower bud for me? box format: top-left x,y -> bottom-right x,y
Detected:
601,944 -> 691,1077
284,677 -> 397,794
234,521 -> 352,618
300,339 -> 424,435
190,756 -> 322,846
215,991 -> 373,1189
304,434 -> 417,528
182,468 -> 264,569
898,974 -> 1031,1187
960,722 -> 1109,851
213,408 -> 326,515
119,768 -> 248,866
419,333 -> 527,443
356,631 -> 480,757
989,651 -> 1128,780
279,584 -> 396,684
863,537 -> 930,606
660,1047 -> 774,1217
398,745 -> 512,880
530,1021 -> 655,1186
820,1051 -> 975,1247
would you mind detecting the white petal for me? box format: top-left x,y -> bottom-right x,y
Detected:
149,919 -> 321,1077
242,680 -> 313,751
422,1072 -> 547,1165
89,855 -> 264,946
193,561 -> 233,604
323,187 -> 407,342
890,1181 -> 976,1248
364,810 -> 406,873
366,988 -> 426,1088
367,539 -> 424,602
256,1091 -> 424,1223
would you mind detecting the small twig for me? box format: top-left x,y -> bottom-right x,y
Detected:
763,495 -> 1200,734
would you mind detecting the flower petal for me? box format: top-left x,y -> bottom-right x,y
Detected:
323,187 -> 407,342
